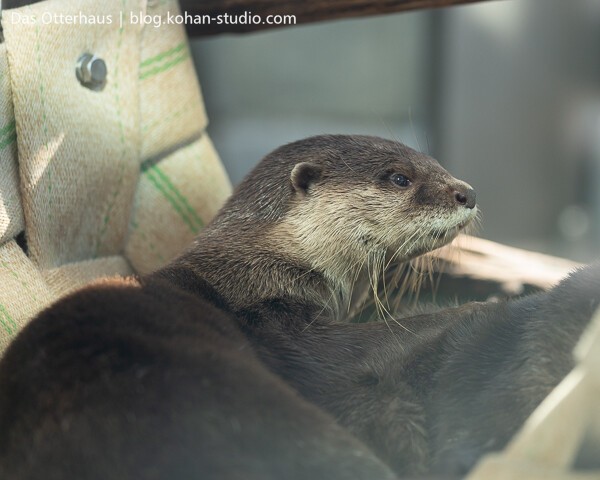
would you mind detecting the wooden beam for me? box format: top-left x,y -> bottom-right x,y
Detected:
180,0 -> 494,36
431,234 -> 581,292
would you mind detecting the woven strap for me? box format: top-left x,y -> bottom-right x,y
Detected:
0,0 -> 232,353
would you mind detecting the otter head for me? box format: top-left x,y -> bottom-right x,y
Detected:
210,135 -> 477,309
256,135 -> 477,276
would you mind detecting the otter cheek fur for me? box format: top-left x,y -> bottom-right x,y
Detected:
274,168 -> 475,316
0,135 -> 476,479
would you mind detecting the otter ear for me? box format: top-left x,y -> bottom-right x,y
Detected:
291,162 -> 323,195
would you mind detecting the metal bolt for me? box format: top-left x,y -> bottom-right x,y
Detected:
76,53 -> 107,91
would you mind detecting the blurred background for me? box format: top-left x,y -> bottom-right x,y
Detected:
190,0 -> 600,262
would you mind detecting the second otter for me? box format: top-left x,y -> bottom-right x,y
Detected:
0,135 -> 477,479
395,261 -> 600,475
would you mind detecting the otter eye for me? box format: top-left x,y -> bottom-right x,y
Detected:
390,173 -> 412,188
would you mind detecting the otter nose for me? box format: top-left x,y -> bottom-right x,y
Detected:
453,187 -> 476,209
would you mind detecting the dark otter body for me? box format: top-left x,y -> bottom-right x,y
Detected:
0,135 -> 477,479
394,262 -> 600,474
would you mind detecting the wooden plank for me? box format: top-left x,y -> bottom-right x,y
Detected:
378,234 -> 582,310
180,0 -> 494,36
431,234 -> 581,292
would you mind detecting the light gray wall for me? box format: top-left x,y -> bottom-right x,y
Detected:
190,0 -> 600,261
191,11 -> 433,184
436,0 -> 600,259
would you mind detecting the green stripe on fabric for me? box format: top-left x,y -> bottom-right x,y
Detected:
145,169 -> 200,234
0,260 -> 41,304
151,166 -> 204,229
0,131 -> 16,150
0,315 -> 12,336
0,120 -> 16,137
0,304 -> 17,332
141,104 -> 194,134
139,52 -> 188,80
94,0 -> 128,257
130,220 -> 166,263
0,121 -> 17,150
0,304 -> 16,335
140,42 -> 185,68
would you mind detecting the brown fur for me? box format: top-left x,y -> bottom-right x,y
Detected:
391,262 -> 600,474
0,135 -> 477,479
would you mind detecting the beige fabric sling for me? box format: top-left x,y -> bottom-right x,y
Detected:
0,0 -> 231,354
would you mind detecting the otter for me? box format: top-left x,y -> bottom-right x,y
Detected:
387,261 -> 600,475
0,135 -> 477,479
